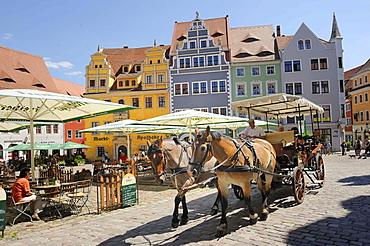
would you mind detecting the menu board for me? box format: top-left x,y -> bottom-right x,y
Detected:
121,174 -> 137,207
0,188 -> 6,231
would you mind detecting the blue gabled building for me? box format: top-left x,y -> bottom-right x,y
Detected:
169,13 -> 231,116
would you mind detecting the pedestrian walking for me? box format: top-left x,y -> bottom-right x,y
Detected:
355,139 -> 362,158
340,141 -> 347,155
361,137 -> 370,159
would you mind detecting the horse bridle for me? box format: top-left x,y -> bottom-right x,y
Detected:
150,141 -> 190,179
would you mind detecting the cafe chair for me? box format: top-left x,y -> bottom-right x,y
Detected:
50,182 -> 75,215
10,196 -> 33,226
66,178 -> 93,214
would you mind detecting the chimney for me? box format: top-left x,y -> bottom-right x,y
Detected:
276,25 -> 281,37
123,46 -> 129,49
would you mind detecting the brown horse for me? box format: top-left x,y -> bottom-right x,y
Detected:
147,137 -> 219,228
190,127 -> 276,237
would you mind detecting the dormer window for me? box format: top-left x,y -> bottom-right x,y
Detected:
257,51 -> 274,57
16,68 -> 30,73
1,78 -> 16,83
32,83 -> 46,88
177,35 -> 187,41
136,66 -> 141,72
242,37 -> 259,43
211,31 -> 224,37
124,67 -> 128,73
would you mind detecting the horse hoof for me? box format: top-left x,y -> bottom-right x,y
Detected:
259,213 -> 268,221
210,209 -> 218,216
172,222 -> 179,228
172,218 -> 180,228
250,218 -> 258,225
180,217 -> 188,225
216,223 -> 227,237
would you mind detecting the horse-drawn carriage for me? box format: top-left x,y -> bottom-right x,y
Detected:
147,93 -> 325,236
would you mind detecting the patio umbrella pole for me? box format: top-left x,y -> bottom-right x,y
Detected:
30,119 -> 35,181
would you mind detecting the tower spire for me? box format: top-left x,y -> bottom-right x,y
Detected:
330,12 -> 342,40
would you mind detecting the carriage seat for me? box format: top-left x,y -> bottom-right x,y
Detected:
265,130 -> 295,157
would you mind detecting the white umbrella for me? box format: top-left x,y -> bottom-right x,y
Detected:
136,109 -> 249,141
0,89 -> 138,180
79,119 -> 177,158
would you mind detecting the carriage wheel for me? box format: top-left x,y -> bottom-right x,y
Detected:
317,157 -> 325,181
293,167 -> 305,204
232,185 -> 244,200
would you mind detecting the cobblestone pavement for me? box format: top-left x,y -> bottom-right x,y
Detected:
2,152 -> 370,245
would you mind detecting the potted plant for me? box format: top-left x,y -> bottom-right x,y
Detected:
74,155 -> 85,165
346,141 -> 352,151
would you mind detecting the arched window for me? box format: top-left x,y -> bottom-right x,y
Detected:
131,80 -> 136,86
125,80 -> 129,86
305,39 -> 311,49
298,40 -> 304,50
118,99 -> 125,104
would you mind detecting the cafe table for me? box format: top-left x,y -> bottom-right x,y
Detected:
33,184 -> 62,218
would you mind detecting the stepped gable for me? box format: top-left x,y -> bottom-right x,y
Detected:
0,46 -> 59,92
170,16 -> 230,56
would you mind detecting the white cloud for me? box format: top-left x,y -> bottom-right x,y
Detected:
43,57 -> 73,69
65,71 -> 83,76
4,33 -> 13,40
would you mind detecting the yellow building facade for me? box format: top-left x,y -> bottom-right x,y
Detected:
83,44 -> 171,162
349,59 -> 370,141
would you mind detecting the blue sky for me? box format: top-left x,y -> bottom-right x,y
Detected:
1,0 -> 369,86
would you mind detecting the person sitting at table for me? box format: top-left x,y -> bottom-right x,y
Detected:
12,167 -> 43,220
119,153 -> 128,162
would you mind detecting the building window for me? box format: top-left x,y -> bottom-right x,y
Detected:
131,80 -> 136,86
293,60 -> 301,71
124,67 -> 128,72
100,79 -> 106,87
365,75 -> 368,83
97,147 -> 105,157
53,124 -> 58,134
118,99 -> 125,104
311,59 -> 319,70
354,96 -> 357,104
354,80 -> 357,86
46,125 -> 52,134
298,40 -> 304,50
236,68 -> 245,77
212,107 -> 227,116
75,131 -> 82,139
338,57 -> 343,68
189,41 -> 196,49
132,98 -> 139,107
193,57 -> 199,67
145,97 -> 152,108
125,80 -> 129,86
286,82 -> 302,95
267,82 -> 276,94
36,126 -> 42,134
174,83 -> 189,95
211,80 -> 226,93
118,81 -> 123,87
252,83 -> 261,95
321,81 -> 329,93
359,94 -> 363,103
366,111 -> 369,121
185,58 -> 190,68
237,83 -> 246,96
67,130 -> 72,139
266,66 -> 275,75
149,60 -> 153,64
200,40 -> 207,48
340,80 -> 344,93
158,74 -> 164,83
320,58 -> 328,69
157,59 -> 160,63
89,80 -> 95,87
199,57 -> 205,67
91,122 -> 99,135
285,61 -> 300,72
251,67 -> 260,76
360,111 -> 364,121
322,105 -> 331,122
179,58 -> 184,68
305,39 -> 311,49
360,78 -> 363,85
158,96 -> 165,108
136,66 -> 141,72
146,75 -> 153,84
365,93 -> 368,102
192,81 -> 207,94
312,81 -> 320,94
